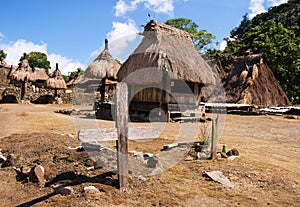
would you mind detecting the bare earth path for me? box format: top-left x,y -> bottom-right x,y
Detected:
0,104 -> 299,206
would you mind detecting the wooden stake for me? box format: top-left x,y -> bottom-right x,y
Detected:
115,82 -> 129,191
211,118 -> 216,160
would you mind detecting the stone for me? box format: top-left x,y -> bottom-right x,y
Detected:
227,156 -> 239,161
226,148 -> 239,156
53,185 -> 74,196
1,154 -> 16,168
185,155 -> 194,161
34,165 -> 46,186
138,175 -> 147,183
83,186 -> 103,199
204,171 -> 234,188
220,152 -> 228,158
0,153 -> 7,163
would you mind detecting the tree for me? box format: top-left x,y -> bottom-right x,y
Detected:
165,18 -> 216,52
62,67 -> 84,82
20,52 -> 51,74
0,49 -> 7,60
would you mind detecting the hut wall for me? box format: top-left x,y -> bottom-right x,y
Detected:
130,86 -> 196,104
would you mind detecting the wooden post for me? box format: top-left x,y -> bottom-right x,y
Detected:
21,81 -> 26,100
116,82 -> 129,191
210,118 -> 216,160
100,78 -> 106,103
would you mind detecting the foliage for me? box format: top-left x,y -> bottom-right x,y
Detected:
20,52 -> 51,74
0,49 -> 7,60
165,18 -> 216,52
207,0 -> 300,104
63,67 -> 84,82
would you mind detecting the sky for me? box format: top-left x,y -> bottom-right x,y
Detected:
0,0 -> 288,75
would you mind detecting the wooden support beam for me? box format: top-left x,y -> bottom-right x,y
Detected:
100,78 -> 106,103
116,82 -> 129,191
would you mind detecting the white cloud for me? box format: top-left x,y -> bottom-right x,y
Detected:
249,0 -> 288,19
0,37 -> 83,75
267,0 -> 288,7
114,0 -> 175,17
48,54 -> 84,75
249,0 -> 266,19
219,40 -> 227,51
0,32 -> 4,39
106,20 -> 140,61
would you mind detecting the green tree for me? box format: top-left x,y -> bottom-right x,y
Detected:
0,49 -> 7,60
165,18 -> 216,52
20,52 -> 51,74
63,67 -> 84,82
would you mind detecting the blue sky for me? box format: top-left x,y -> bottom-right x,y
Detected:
0,0 -> 287,75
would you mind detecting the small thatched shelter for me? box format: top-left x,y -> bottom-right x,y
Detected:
223,52 -> 289,106
9,53 -> 49,100
45,63 -> 67,97
117,20 -> 220,115
76,39 -> 121,103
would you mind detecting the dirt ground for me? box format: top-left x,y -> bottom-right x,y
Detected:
0,104 -> 299,207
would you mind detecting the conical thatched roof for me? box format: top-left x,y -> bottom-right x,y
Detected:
0,57 -> 10,68
117,20 -> 218,85
45,63 -> 67,89
223,53 -> 289,106
10,56 -> 49,82
84,39 -> 121,80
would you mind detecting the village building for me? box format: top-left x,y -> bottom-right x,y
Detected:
223,51 -> 289,106
117,20 -> 221,121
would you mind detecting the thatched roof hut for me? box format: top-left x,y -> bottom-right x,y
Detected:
117,20 -> 220,114
46,63 -> 67,90
223,52 -> 289,106
76,39 -> 121,103
84,39 -> 120,80
9,53 -> 49,100
9,55 -> 48,83
117,20 -> 217,86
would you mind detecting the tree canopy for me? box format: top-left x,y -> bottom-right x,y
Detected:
165,18 -> 216,52
0,49 -> 7,60
62,67 -> 84,82
207,0 -> 300,104
20,52 -> 51,74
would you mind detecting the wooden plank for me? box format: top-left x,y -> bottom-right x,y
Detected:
78,127 -> 161,143
116,82 -> 128,191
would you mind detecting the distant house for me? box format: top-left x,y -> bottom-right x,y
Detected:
223,52 -> 289,106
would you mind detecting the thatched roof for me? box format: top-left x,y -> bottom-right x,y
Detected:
84,39 -> 121,80
0,58 -> 10,68
117,20 -> 218,85
10,58 -> 49,82
45,63 -> 67,89
223,53 -> 289,106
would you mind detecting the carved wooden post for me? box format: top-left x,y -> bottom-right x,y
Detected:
116,82 -> 129,190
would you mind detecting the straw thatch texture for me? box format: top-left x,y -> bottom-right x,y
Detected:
223,53 -> 289,106
0,58 -> 10,68
45,64 -> 66,89
10,59 -> 49,82
117,20 -> 218,86
84,40 -> 121,80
